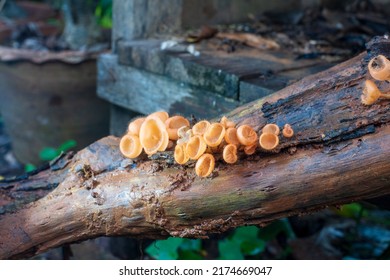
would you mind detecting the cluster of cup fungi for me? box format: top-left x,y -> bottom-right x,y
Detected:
361,54 -> 390,105
119,111 -> 294,178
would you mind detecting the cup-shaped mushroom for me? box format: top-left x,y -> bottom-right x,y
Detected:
165,116 -> 190,140
220,116 -> 236,128
237,125 -> 258,146
223,144 -> 238,164
361,80 -> 381,105
203,123 -> 226,147
157,130 -> 170,152
282,124 -> 294,138
186,135 -> 207,160
262,124 -> 280,135
368,55 -> 390,81
174,143 -> 189,164
127,117 -> 146,136
139,117 -> 169,155
195,153 -> 215,177
224,127 -> 240,146
193,120 -> 210,136
146,111 -> 169,122
259,132 -> 279,150
177,126 -> 190,138
119,134 -> 143,158
244,142 -> 258,155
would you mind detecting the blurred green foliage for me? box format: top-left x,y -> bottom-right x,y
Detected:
146,219 -> 295,260
335,203 -> 367,220
95,0 -> 112,28
24,139 -> 77,172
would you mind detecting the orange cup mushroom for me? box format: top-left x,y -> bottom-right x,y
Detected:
223,144 -> 238,164
262,123 -> 280,136
237,125 -> 258,146
368,55 -> 390,81
177,127 -> 193,145
203,123 -> 226,147
244,142 -> 258,155
361,79 -> 390,105
186,135 -> 207,160
192,120 -> 210,136
174,144 -> 189,165
220,116 -> 236,129
282,124 -> 294,138
119,134 -> 143,159
177,126 -> 190,138
259,132 -> 279,151
195,153 -> 215,177
146,111 -> 169,122
224,127 -> 241,147
139,117 -> 169,155
127,117 -> 146,136
165,116 -> 190,140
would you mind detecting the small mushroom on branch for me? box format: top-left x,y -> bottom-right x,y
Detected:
139,117 -> 169,155
146,111 -> 169,122
223,144 -> 238,164
127,117 -> 146,136
368,55 -> 390,81
259,132 -> 280,151
282,124 -> 294,138
174,144 -> 189,165
119,134 -> 143,159
262,124 -> 280,136
192,120 -> 210,136
243,142 -> 258,155
361,80 -> 390,105
203,123 -> 226,147
186,135 -> 207,160
165,116 -> 190,140
224,127 -> 241,147
195,153 -> 215,177
220,116 -> 235,129
236,125 -> 258,146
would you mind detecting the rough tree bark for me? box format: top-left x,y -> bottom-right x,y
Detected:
0,37 -> 390,259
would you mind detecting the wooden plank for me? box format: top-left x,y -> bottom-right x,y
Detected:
97,54 -> 240,119
117,40 -> 240,99
118,39 -> 336,101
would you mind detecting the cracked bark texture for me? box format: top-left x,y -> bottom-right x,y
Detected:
0,37 -> 390,259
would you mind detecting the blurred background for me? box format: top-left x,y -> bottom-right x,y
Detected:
0,0 -> 389,260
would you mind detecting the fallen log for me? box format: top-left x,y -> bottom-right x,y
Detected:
0,37 -> 390,259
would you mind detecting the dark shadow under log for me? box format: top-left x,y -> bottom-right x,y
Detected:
0,37 -> 390,259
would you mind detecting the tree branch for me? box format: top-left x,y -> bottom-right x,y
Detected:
1,37 -> 390,259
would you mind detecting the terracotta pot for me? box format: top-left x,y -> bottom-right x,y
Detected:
0,47 -> 109,165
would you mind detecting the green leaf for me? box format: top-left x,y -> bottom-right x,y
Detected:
180,239 -> 202,251
146,237 -> 184,260
179,250 -> 204,260
39,147 -> 59,161
218,238 -> 244,260
232,226 -> 260,242
24,163 -> 36,173
335,203 -> 366,219
241,239 -> 266,255
57,140 -> 77,153
258,219 -> 295,240
232,226 -> 266,256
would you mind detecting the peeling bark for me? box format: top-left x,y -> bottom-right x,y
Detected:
0,37 -> 390,259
